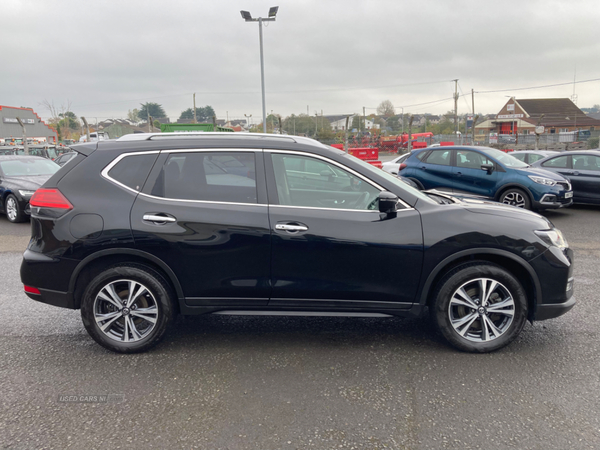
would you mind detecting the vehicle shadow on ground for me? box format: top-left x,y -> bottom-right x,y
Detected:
161,314 -> 444,352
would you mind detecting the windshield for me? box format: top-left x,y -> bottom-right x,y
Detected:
0,159 -> 59,176
479,147 -> 529,168
340,153 -> 436,204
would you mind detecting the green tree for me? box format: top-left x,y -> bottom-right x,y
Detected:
127,108 -> 140,122
282,114 -> 317,136
179,106 -> 216,122
386,115 -> 400,133
138,102 -> 166,120
58,112 -> 80,131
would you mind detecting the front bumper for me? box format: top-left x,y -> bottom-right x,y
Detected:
535,295 -> 576,320
534,192 -> 573,210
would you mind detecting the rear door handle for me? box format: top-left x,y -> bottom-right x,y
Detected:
143,213 -> 177,224
275,223 -> 308,232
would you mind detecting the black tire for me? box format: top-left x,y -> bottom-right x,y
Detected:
81,264 -> 175,353
430,262 -> 528,353
498,188 -> 531,210
5,194 -> 25,223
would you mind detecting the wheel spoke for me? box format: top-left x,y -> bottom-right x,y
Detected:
454,313 -> 479,337
99,314 -> 121,332
98,286 -> 123,309
127,316 -> 143,341
482,314 -> 505,338
123,315 -> 130,342
479,279 -> 498,307
451,287 -> 478,309
487,297 -> 515,316
131,307 -> 157,324
451,311 -> 478,329
95,311 -> 120,324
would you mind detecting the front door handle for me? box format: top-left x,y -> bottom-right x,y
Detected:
275,223 -> 308,232
143,213 -> 177,224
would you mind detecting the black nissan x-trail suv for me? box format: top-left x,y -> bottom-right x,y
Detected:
21,133 -> 575,353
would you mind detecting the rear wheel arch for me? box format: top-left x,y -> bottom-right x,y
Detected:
70,249 -> 184,311
420,250 -> 540,320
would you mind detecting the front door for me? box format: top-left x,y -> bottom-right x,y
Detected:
265,151 -> 423,310
452,149 -> 499,198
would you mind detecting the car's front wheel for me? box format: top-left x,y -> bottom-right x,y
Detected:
81,265 -> 175,353
499,188 -> 531,210
430,262 -> 528,353
5,194 -> 25,223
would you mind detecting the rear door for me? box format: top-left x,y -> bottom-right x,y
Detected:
265,150 -> 424,310
130,149 -> 271,307
413,149 -> 454,192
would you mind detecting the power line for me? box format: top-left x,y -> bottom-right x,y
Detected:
475,77 -> 600,94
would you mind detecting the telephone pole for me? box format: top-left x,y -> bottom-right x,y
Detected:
193,93 -> 197,123
453,79 -> 459,134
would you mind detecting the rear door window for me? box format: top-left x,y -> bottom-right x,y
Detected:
423,150 -> 451,166
542,156 -> 569,168
150,151 -> 257,204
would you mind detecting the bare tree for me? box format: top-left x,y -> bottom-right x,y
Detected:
376,100 -> 395,117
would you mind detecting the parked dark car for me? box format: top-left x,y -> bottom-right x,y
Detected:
400,146 -> 573,211
0,155 -> 60,222
21,134 -> 575,354
511,150 -> 558,165
531,150 -> 600,205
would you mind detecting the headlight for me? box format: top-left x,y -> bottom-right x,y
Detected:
528,175 -> 556,186
18,190 -> 36,197
535,229 -> 568,249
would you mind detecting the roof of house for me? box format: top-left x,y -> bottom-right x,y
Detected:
515,98 -> 600,127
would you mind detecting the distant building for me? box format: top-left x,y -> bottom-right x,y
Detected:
476,98 -> 600,136
0,105 -> 57,144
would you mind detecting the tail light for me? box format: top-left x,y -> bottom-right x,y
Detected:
30,189 -> 73,210
399,163 -> 407,171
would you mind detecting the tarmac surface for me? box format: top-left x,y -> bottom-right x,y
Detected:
0,200 -> 598,449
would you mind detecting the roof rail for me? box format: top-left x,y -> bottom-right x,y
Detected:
116,132 -> 298,142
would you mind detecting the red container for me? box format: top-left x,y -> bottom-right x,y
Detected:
440,141 -> 454,146
348,147 -> 379,161
412,142 -> 427,149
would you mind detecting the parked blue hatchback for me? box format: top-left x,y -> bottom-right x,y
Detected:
400,146 -> 573,211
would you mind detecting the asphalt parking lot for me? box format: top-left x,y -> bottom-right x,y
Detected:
1,203 -> 599,450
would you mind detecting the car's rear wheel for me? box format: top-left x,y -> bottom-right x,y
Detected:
430,262 -> 528,353
81,265 -> 175,353
499,188 -> 531,209
5,194 -> 25,223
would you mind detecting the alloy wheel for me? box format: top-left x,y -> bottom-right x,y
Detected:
93,279 -> 159,342
502,191 -> 526,208
6,197 -> 17,221
448,277 -> 515,343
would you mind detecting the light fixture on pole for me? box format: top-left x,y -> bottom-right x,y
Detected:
244,113 -> 252,129
240,6 -> 279,133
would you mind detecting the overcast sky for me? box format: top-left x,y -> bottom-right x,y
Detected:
4,0 -> 600,123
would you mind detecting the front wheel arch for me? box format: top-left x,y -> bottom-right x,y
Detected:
420,250 -> 540,320
495,185 -> 533,209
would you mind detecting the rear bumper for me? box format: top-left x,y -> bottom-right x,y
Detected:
24,287 -> 75,309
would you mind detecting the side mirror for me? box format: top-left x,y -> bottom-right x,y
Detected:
481,163 -> 494,174
378,191 -> 398,214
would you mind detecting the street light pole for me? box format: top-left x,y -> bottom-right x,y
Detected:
241,7 -> 279,134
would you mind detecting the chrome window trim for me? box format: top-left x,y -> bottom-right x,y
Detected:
266,149 -> 413,210
162,148 -> 261,154
101,150 -> 161,194
268,204 -> 414,214
136,191 -> 267,208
